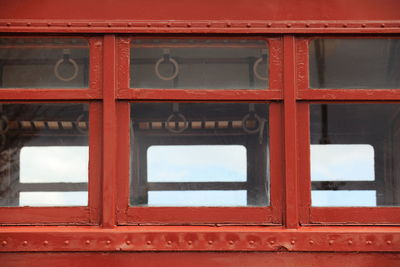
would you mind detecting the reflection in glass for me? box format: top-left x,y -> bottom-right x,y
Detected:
310,104 -> 400,207
0,104 -> 89,207
131,39 -> 268,89
130,103 -> 269,207
310,39 -> 400,89
0,38 -> 89,88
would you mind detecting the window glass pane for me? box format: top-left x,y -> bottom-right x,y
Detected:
310,104 -> 400,207
131,39 -> 268,89
0,104 -> 89,207
131,103 -> 269,207
312,191 -> 376,207
0,38 -> 89,88
148,191 -> 247,207
20,146 -> 88,183
148,145 -> 246,182
311,144 -> 374,181
309,39 -> 400,89
20,191 -> 87,207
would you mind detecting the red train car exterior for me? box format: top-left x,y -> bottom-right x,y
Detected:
0,0 -> 400,266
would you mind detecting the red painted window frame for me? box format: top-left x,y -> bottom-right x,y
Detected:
115,36 -> 284,225
296,36 -> 400,225
0,36 -> 103,225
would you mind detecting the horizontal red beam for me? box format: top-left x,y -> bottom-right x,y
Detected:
2,252 -> 400,267
1,22 -> 400,34
1,226 -> 400,252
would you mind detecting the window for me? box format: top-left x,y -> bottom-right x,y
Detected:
297,37 -> 400,224
0,37 -> 102,224
116,37 -> 283,224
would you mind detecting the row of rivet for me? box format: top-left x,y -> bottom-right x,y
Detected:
1,22 -> 399,29
0,239 -> 395,247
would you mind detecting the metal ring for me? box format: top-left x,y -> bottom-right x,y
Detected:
166,113 -> 188,133
155,57 -> 179,81
242,113 -> 262,134
253,57 -> 268,81
75,114 -> 88,134
0,115 -> 9,134
54,58 -> 79,82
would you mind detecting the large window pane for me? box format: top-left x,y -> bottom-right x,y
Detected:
131,103 -> 269,207
131,39 -> 268,89
0,38 -> 89,88
310,39 -> 400,89
310,104 -> 400,207
0,104 -> 89,207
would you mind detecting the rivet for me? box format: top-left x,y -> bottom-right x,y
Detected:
127,23 -> 132,27
167,240 -> 172,245
64,240 -> 69,245
207,22 -> 212,27
342,23 -> 348,28
286,23 -> 292,28
187,23 -> 191,27
380,23 -> 385,28
309,240 -> 314,245
26,22 -> 31,26
366,240 -> 372,245
126,240 -> 131,245
147,240 -> 152,245
270,240 -> 275,245
246,23 -> 251,28
2,241 -> 7,246
305,24 -> 310,28
324,24 -> 329,28
249,240 -> 255,245
329,240 -> 334,245
147,23 -> 152,27
87,23 -> 92,27
386,240 -> 392,245
267,23 -> 272,27
67,23 -> 71,27
22,241 -> 28,246
106,240 -> 111,245
348,240 -> 353,245
290,240 -> 295,244
187,240 -> 193,245
47,23 -> 51,27
167,23 -> 171,27
208,240 -> 213,245
107,23 -> 112,27
229,240 -> 234,245
226,22 -> 231,27
362,24 -> 366,27
85,240 -> 90,245
6,22 -> 11,26
43,241 -> 49,245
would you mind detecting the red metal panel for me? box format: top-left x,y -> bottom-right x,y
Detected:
0,0 -> 399,21
1,252 -> 400,267
0,226 -> 400,252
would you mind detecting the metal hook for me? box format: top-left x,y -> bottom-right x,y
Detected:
253,49 -> 268,81
165,103 -> 188,133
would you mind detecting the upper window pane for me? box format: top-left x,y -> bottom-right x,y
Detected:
309,39 -> 400,89
0,38 -> 89,88
130,39 -> 268,89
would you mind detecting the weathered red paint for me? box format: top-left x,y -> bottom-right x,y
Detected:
1,0 -> 400,265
